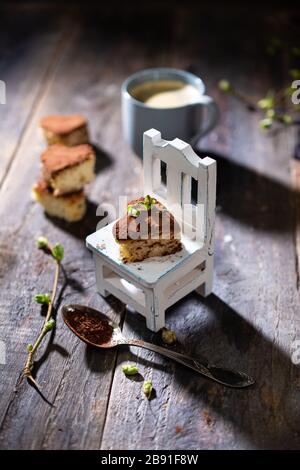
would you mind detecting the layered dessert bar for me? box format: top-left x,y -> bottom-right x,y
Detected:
113,195 -> 182,263
32,178 -> 86,222
40,114 -> 89,146
41,144 -> 95,196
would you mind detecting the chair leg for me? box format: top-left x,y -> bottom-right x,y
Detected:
145,288 -> 165,332
196,255 -> 214,297
94,256 -> 109,298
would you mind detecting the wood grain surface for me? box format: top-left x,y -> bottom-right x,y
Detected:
0,2 -> 300,450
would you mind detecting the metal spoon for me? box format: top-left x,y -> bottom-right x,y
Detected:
61,304 -> 255,388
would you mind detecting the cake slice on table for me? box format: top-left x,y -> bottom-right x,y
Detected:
41,144 -> 95,196
32,178 -> 86,222
40,114 -> 89,146
113,195 -> 182,263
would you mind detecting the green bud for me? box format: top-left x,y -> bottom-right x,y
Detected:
34,293 -> 51,305
292,47 -> 300,57
142,380 -> 153,400
266,45 -> 276,56
44,318 -> 56,332
270,37 -> 282,47
122,364 -> 139,376
266,109 -> 275,119
284,86 -> 294,97
289,69 -> 300,79
127,205 -> 141,218
36,236 -> 49,249
27,343 -> 33,352
266,109 -> 276,119
161,328 -> 177,345
52,243 -> 64,262
257,91 -> 274,110
266,38 -> 282,56
259,118 -> 273,130
258,99 -> 268,109
143,195 -> 157,210
282,114 -> 292,124
218,79 -> 232,92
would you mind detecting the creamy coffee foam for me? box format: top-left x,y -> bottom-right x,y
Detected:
131,79 -> 201,109
145,84 -> 201,108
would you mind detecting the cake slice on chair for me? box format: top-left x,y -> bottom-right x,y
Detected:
113,195 -> 182,263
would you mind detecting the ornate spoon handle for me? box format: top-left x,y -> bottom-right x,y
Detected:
128,339 -> 254,388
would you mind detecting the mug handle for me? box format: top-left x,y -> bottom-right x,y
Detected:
190,95 -> 219,148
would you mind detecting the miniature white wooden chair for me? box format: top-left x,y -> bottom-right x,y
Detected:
86,129 -> 216,331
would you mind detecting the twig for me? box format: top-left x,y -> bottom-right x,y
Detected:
232,90 -> 258,112
23,237 -> 64,389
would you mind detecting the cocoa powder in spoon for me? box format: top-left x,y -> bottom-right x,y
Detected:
64,306 -> 113,345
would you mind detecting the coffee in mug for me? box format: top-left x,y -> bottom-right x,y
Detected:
122,68 -> 219,156
131,79 -> 202,109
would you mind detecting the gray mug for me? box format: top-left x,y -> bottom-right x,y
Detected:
122,67 -> 219,156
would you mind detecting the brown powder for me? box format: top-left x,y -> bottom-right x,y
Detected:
64,307 -> 113,345
40,114 -> 87,134
203,410 -> 213,426
41,144 -> 94,177
113,197 -> 179,241
175,426 -> 184,434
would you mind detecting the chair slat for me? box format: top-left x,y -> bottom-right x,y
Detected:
182,173 -> 191,206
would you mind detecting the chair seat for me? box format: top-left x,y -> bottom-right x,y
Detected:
86,222 -> 204,287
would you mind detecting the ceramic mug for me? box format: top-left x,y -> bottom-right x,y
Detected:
122,67 -> 219,156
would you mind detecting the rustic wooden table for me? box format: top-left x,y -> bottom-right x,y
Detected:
0,2 -> 300,450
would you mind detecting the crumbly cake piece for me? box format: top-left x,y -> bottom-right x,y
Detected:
113,196 -> 182,263
115,238 -> 182,263
40,114 -> 89,146
41,144 -> 95,196
32,178 -> 86,222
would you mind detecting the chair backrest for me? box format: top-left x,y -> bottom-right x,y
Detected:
143,129 -> 216,249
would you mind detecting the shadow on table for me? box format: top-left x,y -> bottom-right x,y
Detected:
92,143 -> 113,174
194,148 -> 297,233
46,199 -> 100,240
162,292 -> 300,450
78,285 -> 300,449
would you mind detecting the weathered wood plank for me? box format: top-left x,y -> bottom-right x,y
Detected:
0,5 -> 69,187
291,159 -> 300,291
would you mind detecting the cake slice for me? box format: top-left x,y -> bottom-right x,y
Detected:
40,114 -> 89,146
32,178 -> 86,222
113,196 -> 182,263
41,144 -> 95,196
